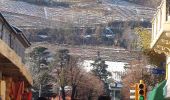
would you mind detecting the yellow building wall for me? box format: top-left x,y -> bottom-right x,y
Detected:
0,80 -> 6,100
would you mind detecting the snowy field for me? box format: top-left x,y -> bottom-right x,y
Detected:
83,60 -> 128,82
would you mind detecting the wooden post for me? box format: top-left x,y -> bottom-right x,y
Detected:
5,77 -> 12,100
0,80 -> 6,100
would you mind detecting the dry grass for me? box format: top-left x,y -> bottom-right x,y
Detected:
26,42 -> 140,62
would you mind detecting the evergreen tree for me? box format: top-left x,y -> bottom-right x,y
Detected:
54,49 -> 70,100
27,46 -> 52,98
91,51 -> 111,95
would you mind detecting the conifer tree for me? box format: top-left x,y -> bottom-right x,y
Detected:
91,51 -> 111,95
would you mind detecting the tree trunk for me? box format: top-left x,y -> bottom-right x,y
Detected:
61,86 -> 66,100
87,89 -> 93,100
71,85 -> 77,100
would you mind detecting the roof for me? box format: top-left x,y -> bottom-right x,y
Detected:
12,26 -> 31,47
0,12 -> 31,48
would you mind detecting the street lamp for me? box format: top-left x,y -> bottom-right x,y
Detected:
109,82 -> 117,100
103,79 -> 110,96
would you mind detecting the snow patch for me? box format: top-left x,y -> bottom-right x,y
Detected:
83,60 -> 128,81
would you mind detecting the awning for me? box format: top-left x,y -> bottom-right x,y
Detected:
148,80 -> 166,100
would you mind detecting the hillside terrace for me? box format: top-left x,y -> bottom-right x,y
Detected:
0,0 -> 45,18
0,0 -> 156,28
27,42 -> 140,63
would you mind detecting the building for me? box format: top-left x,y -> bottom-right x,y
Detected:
0,13 -> 32,100
151,0 -> 170,99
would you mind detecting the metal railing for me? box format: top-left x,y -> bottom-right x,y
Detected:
0,32 -> 25,63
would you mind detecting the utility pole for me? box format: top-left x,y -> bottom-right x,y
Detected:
59,49 -> 70,100
39,84 -> 42,97
58,87 -> 60,100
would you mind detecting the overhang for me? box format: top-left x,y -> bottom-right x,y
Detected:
151,23 -> 170,55
0,39 -> 32,86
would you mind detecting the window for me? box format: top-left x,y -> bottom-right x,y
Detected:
0,24 -> 4,39
160,8 -> 162,29
166,0 -> 170,20
168,0 -> 170,14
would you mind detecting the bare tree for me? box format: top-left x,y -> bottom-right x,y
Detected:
65,57 -> 85,99
51,51 -> 104,100
121,55 -> 165,100
76,72 -> 104,100
26,46 -> 52,98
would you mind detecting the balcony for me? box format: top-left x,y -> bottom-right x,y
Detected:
0,38 -> 32,86
151,0 -> 170,55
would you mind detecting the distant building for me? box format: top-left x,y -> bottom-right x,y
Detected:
0,12 -> 32,99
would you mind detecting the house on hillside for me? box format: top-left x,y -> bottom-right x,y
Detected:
0,13 -> 32,100
150,0 -> 170,99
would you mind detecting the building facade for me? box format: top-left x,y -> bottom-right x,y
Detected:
151,0 -> 170,99
0,13 -> 32,100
